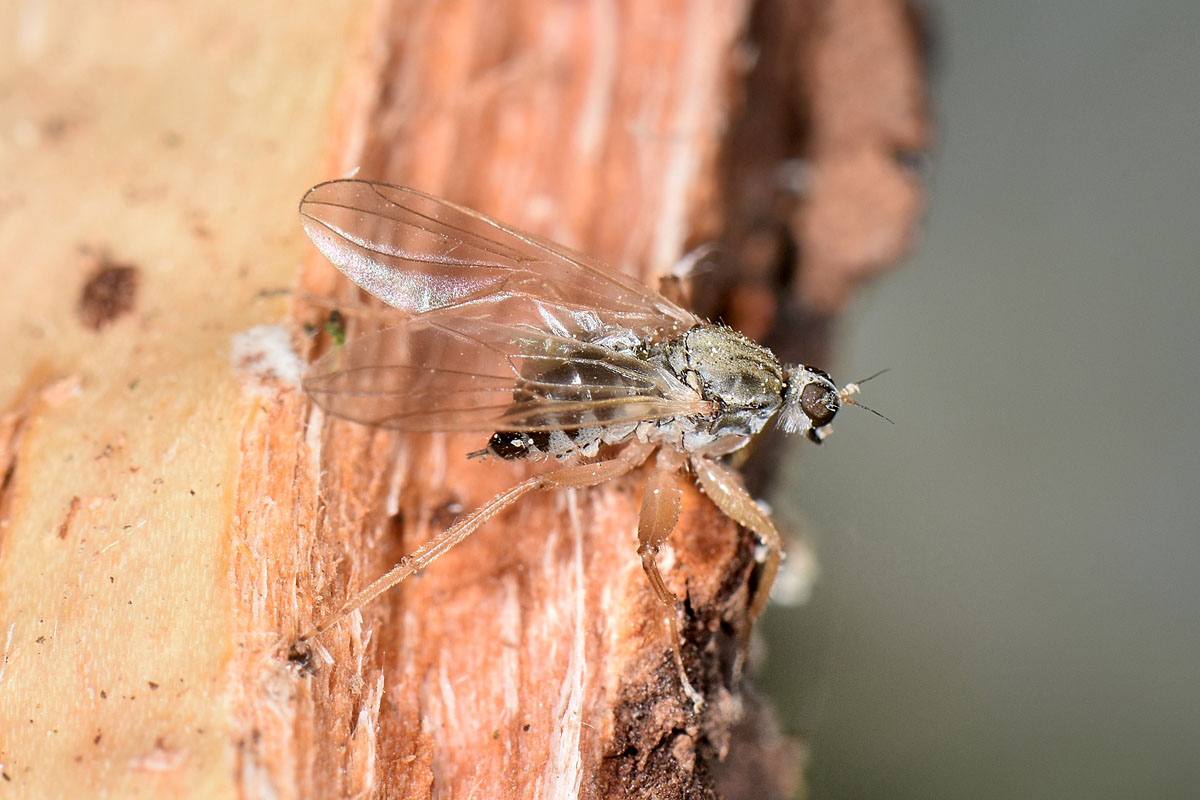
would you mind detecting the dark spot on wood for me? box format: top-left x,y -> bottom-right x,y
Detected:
287,642 -> 317,676
78,259 -> 139,330
43,116 -> 73,141
148,681 -> 159,690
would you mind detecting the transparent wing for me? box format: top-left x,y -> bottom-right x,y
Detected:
302,311 -> 712,432
299,179 -> 699,340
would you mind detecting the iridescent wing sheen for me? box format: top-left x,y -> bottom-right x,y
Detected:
302,311 -> 712,432
299,179 -> 699,340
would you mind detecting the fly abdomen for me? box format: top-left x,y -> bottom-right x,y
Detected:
485,424 -> 620,460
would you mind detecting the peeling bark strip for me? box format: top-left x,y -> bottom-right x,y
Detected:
272,1 -> 928,798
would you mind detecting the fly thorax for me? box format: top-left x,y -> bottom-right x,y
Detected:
660,324 -> 785,437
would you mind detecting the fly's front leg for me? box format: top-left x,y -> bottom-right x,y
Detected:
637,451 -> 704,711
297,443 -> 655,644
691,456 -> 783,622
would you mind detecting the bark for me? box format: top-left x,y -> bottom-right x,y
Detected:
0,1 -> 928,798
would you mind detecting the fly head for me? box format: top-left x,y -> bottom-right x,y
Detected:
779,365 -> 842,444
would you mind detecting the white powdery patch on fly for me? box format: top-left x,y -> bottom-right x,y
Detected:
231,325 -> 304,392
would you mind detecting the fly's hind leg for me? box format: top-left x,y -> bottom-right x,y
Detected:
297,443 -> 655,644
637,452 -> 705,711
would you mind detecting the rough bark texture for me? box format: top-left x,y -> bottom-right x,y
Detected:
288,4 -> 762,798
0,1 -> 928,798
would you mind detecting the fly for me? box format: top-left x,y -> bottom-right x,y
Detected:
294,179 -> 872,708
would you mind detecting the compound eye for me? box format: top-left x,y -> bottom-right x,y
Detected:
800,382 -> 839,426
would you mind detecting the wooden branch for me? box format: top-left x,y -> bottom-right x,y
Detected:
284,3 -> 763,797
0,0 -> 928,798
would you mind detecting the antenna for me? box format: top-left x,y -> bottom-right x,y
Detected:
852,368 -> 891,385
839,369 -> 894,425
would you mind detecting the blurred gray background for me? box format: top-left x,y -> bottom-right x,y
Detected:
761,1 -> 1200,797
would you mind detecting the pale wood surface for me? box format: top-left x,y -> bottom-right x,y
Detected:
0,1 -> 366,796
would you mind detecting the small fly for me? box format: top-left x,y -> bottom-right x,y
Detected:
295,180 -> 874,707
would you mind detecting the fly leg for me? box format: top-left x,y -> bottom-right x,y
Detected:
297,443 -> 655,644
691,455 -> 783,622
636,453 -> 705,711
257,287 -> 408,329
